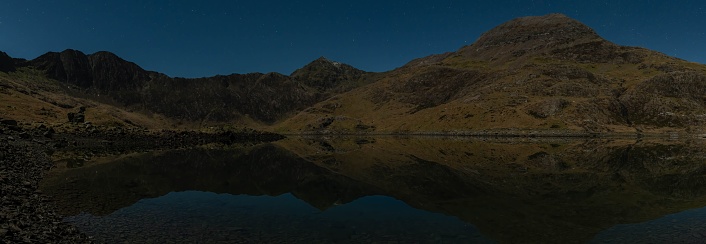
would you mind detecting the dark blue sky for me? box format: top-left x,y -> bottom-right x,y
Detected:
1,1 -> 704,78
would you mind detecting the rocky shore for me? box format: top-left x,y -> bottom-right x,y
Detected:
1,119 -> 90,243
0,118 -> 284,243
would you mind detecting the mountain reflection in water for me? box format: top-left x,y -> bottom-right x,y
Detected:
40,137 -> 706,243
64,192 -> 483,243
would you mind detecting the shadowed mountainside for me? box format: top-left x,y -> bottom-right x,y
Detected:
6,49 -> 369,125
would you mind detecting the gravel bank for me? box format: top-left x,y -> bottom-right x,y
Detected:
1,120 -> 90,243
0,119 -> 284,243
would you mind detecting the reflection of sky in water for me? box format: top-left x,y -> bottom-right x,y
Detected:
66,191 -> 493,243
591,206 -> 706,243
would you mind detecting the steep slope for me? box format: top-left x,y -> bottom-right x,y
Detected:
278,14 -> 706,134
3,50 -> 369,126
137,57 -> 368,123
0,67 -> 175,128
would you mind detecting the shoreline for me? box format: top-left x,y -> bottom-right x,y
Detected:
1,123 -> 90,242
2,118 -> 702,242
0,120 -> 283,243
284,130 -> 705,139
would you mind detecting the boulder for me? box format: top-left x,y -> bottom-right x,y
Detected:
67,107 -> 86,123
0,119 -> 17,126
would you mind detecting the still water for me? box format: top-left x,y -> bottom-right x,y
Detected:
64,192 -> 485,243
41,137 -> 706,243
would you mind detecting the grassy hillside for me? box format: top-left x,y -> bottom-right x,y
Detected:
3,14 -> 705,136
276,14 -> 706,135
0,67 -> 178,129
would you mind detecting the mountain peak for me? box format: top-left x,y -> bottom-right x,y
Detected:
460,13 -> 604,62
309,56 -> 343,68
291,57 -> 365,90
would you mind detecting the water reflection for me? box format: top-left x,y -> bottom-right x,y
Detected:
65,192 -> 485,243
40,137 -> 706,243
591,206 -> 706,243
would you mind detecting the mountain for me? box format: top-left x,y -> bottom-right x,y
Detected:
290,56 -> 367,90
277,14 -> 706,134
1,49 -> 369,126
25,49 -> 151,91
2,13 -> 705,134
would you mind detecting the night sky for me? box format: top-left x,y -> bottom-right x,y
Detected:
1,1 -> 704,78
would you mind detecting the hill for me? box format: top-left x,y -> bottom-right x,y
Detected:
277,14 -> 706,135
1,50 -> 370,129
2,13 -> 705,135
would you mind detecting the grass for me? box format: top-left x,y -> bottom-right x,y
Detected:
273,44 -> 706,136
0,68 -> 181,130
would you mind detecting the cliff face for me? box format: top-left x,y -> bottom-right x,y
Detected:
12,50 -> 370,124
28,49 -> 94,88
87,51 -> 151,91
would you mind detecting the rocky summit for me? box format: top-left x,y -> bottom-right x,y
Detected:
461,13 -> 604,64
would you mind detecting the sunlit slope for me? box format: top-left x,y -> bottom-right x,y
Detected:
277,14 -> 706,134
0,68 -> 175,129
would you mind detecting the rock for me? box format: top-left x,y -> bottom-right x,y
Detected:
19,132 -> 30,139
53,139 -> 68,149
0,119 -> 18,126
43,128 -> 55,138
9,224 -> 21,232
67,107 -> 86,123
526,98 -> 570,118
0,130 -> 91,243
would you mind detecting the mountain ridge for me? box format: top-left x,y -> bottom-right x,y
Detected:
2,13 -> 706,134
277,13 -> 706,134
1,49 -> 371,125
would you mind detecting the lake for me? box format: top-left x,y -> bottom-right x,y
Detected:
40,136 -> 706,243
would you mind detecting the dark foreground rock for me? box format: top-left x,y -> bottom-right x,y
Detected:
0,120 -> 284,243
1,129 -> 90,243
